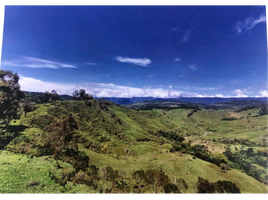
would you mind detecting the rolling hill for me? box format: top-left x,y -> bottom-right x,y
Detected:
0,98 -> 267,193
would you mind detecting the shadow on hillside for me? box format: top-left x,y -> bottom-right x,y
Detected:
0,125 -> 28,150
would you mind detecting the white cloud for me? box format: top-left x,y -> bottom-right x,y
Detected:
2,56 -> 77,69
259,90 -> 268,97
174,57 -> 181,62
232,88 -> 252,97
215,93 -> 224,97
233,14 -> 266,34
182,29 -> 192,42
233,89 -> 244,94
189,64 -> 197,70
115,56 -> 151,67
19,75 -> 265,98
235,94 -> 248,97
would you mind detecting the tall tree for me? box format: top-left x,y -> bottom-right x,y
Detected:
50,89 -> 59,101
72,89 -> 93,100
0,70 -> 24,126
43,91 -> 50,103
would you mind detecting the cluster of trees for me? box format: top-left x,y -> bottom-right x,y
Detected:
132,169 -> 179,193
259,105 -> 267,116
0,70 -> 24,126
135,103 -> 200,111
196,177 -> 240,193
148,130 -> 185,143
187,108 -> 200,117
224,145 -> 268,184
72,89 -> 93,100
235,105 -> 260,113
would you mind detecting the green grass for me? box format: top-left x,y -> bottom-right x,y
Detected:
1,100 -> 267,193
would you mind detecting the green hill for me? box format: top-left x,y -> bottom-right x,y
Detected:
0,99 -> 267,193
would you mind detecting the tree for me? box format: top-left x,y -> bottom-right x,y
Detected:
50,89 -> 59,101
0,70 -> 24,126
43,91 -> 50,103
22,99 -> 35,117
196,177 -> 216,193
214,180 -> 240,193
72,90 -> 80,100
163,183 -> 181,193
72,89 -> 93,100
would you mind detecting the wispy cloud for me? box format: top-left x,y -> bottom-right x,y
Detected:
115,56 -> 151,67
85,62 -> 97,65
148,74 -> 156,78
1,56 -> 77,69
179,85 -> 221,91
182,29 -> 192,42
174,57 -> 181,62
233,14 -> 266,34
189,64 -> 197,70
233,88 -> 251,94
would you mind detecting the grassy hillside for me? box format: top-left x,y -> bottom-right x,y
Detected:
0,99 -> 267,193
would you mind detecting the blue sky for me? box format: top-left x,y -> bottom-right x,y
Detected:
1,5 -> 267,97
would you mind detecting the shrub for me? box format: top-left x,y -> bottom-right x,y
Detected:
214,180 -> 240,193
219,163 -> 230,171
196,177 -> 216,193
164,183 -> 181,193
211,153 -> 228,165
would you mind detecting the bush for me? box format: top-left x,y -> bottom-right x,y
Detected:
211,153 -> 228,165
196,177 -> 216,193
219,163 -> 229,171
214,180 -> 240,193
164,183 -> 181,193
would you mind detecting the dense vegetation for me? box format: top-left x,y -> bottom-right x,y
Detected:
0,70 -> 267,193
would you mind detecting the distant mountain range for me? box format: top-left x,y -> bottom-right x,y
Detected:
25,91 -> 267,107
102,97 -> 267,105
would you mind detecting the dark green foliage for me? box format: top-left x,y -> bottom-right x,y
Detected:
221,117 -> 239,121
131,100 -> 201,111
149,130 -> 185,143
259,105 -> 268,116
9,134 -> 30,145
50,90 -> 59,101
0,125 -> 28,150
196,177 -> 216,193
187,109 -> 199,117
197,177 -> 241,193
164,183 -> 181,193
72,89 -> 93,100
0,70 -> 24,126
43,91 -> 50,103
144,169 -> 169,192
235,105 -> 260,113
30,114 -> 55,130
214,180 -> 240,193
